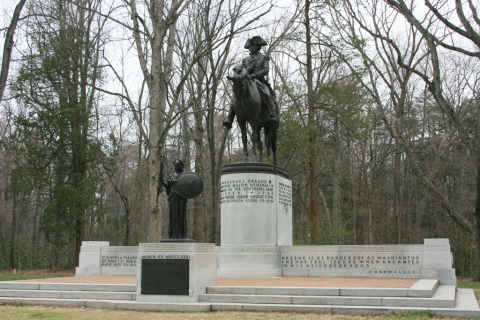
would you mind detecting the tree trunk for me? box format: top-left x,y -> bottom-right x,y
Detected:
332,117 -> 342,243
0,0 -> 27,103
305,0 -> 318,244
145,5 -> 177,243
475,155 -> 480,280
10,196 -> 16,269
193,62 -> 206,241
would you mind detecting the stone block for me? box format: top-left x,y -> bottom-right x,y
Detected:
439,278 -> 457,285
423,252 -> 453,269
75,266 -> 101,276
220,171 -> 292,247
420,269 -> 438,279
308,269 -> 347,277
61,291 -> 123,300
424,238 -> 449,245
38,283 -> 105,291
19,298 -> 86,308
105,284 -> 137,292
101,267 -> 137,276
210,303 -> 244,311
438,268 -> 456,278
236,294 -> 291,304
136,243 -> 216,303
258,287 -> 302,296
303,288 -> 339,296
82,241 -> 110,247
281,268 -> 308,277
217,268 -> 281,278
408,279 -> 438,297
340,288 -> 407,297
4,290 -> 62,299
78,252 -> 101,267
216,248 -> 278,270
0,283 -> 39,290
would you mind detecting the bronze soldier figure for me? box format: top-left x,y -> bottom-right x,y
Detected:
223,36 -> 278,129
158,159 -> 188,239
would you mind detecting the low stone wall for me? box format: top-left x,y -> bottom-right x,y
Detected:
281,239 -> 455,285
76,238 -> 456,285
75,241 -> 138,276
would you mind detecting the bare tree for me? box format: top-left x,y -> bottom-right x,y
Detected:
0,0 -> 27,103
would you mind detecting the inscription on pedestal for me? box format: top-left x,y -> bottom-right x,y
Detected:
220,179 -> 275,204
278,182 -> 292,207
141,259 -> 189,295
282,253 -> 422,275
101,254 -> 137,267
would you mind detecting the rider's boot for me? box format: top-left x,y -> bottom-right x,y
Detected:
266,96 -> 277,126
223,105 -> 236,129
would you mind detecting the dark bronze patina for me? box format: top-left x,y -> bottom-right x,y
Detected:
157,160 -> 203,241
224,36 -> 279,164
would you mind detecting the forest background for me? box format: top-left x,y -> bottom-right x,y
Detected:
1,0 -> 480,279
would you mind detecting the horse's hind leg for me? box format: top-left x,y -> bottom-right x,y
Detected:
271,126 -> 278,165
250,123 -> 258,162
239,121 -> 249,162
257,126 -> 263,162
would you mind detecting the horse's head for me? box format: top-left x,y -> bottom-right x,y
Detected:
227,64 -> 247,81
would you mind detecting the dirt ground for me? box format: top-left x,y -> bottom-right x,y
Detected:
17,275 -> 417,288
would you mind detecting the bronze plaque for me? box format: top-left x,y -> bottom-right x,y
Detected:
141,259 -> 189,295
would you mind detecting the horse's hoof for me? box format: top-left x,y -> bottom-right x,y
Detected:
242,157 -> 249,163
250,156 -> 257,162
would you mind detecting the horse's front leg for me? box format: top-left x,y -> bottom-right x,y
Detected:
239,121 -> 249,162
250,123 -> 258,162
272,127 -> 278,165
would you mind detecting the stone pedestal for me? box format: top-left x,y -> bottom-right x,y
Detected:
136,243 -> 216,303
217,163 -> 292,277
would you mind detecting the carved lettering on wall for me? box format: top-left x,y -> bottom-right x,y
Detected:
220,179 -> 275,204
100,255 -> 138,267
278,182 -> 292,207
281,254 -> 421,269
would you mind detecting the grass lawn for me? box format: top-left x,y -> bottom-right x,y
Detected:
0,305 -> 449,320
0,270 -> 73,282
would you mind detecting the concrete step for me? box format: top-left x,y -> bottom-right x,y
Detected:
209,289 -> 479,318
0,289 -> 135,301
0,282 -> 136,292
0,296 -> 211,312
207,279 -> 438,298
200,285 -> 455,308
0,289 -> 476,318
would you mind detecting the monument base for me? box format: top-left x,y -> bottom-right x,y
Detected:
216,246 -> 281,278
136,243 -> 216,303
160,238 -> 196,243
218,162 -> 292,277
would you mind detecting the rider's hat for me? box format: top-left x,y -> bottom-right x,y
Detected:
244,36 -> 267,48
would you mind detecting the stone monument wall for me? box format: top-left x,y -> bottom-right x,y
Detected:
75,241 -> 138,276
76,239 -> 456,285
281,238 -> 456,285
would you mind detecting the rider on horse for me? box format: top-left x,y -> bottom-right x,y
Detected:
223,36 -> 278,129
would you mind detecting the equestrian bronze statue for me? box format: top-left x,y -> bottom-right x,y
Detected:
224,36 -> 279,164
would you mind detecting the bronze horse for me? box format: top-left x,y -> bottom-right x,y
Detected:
227,64 -> 279,164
